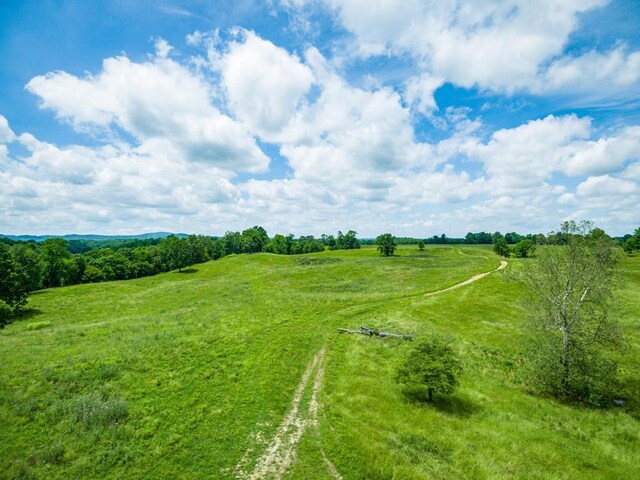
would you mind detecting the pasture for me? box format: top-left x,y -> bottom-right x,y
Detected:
1,245 -> 638,479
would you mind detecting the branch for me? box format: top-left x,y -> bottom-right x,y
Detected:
568,287 -> 589,328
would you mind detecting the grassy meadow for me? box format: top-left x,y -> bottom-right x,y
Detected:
1,245 -> 638,479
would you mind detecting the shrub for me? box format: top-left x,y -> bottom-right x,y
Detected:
70,393 -> 129,429
396,334 -> 463,402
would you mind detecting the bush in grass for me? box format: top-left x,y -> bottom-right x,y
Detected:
26,321 -> 52,330
70,393 -> 128,428
396,334 -> 463,402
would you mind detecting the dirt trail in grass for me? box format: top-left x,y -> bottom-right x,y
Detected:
425,260 -> 507,297
238,346 -> 340,480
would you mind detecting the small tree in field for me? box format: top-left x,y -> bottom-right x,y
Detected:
396,335 -> 463,402
418,240 -> 425,251
493,237 -> 510,257
376,233 -> 397,256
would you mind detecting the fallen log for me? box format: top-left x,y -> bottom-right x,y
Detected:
337,325 -> 413,340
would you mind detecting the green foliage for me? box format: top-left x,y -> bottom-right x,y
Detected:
0,243 -> 29,324
82,264 -> 105,283
623,237 -> 637,254
417,240 -> 425,251
10,243 -> 42,292
336,230 -> 360,249
40,238 -> 73,287
26,321 -> 52,330
159,235 -> 194,272
376,233 -> 397,256
515,221 -> 623,406
69,393 -> 129,429
266,233 -> 293,254
623,227 -> 640,255
0,245 -> 639,479
511,239 -> 536,258
241,226 -> 269,253
493,237 -> 510,258
396,334 -> 463,401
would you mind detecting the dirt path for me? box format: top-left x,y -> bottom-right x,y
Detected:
237,260 -> 507,478
238,347 -> 340,480
425,260 -> 507,297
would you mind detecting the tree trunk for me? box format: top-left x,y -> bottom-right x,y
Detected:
561,329 -> 570,396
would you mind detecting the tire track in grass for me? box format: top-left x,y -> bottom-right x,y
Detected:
238,260 -> 507,479
425,261 -> 507,297
238,346 -> 339,480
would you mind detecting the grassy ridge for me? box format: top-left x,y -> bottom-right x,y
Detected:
0,246 -> 638,479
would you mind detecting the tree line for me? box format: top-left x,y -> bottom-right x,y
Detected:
0,227 -> 361,325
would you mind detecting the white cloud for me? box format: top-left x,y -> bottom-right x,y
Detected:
404,74 -> 443,113
564,126 -> 640,176
462,115 -> 591,193
4,23 -> 640,237
25,42 -> 268,173
0,115 -> 15,143
539,46 -> 640,100
218,30 -> 315,138
621,161 -> 640,181
576,175 -> 637,197
289,0 -> 640,106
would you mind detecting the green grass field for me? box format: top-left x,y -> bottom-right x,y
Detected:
1,245 -> 638,479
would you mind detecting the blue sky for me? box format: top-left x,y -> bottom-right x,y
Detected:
1,0 -> 639,236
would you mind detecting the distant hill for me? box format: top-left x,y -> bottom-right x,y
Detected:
0,232 -> 188,242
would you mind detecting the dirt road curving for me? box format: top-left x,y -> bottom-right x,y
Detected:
425,260 -> 507,297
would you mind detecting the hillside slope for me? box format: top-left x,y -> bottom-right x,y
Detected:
1,246 -> 638,479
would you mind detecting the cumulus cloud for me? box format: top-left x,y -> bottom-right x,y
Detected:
0,113 -> 247,234
25,41 -> 268,173
447,115 -> 640,198
218,30 -> 315,138
461,115 -> 591,193
538,46 -> 640,100
4,22 -> 640,237
576,175 -> 637,197
287,0 -> 639,107
0,115 -> 15,143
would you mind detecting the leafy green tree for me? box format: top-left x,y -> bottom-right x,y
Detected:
266,234 -> 292,255
0,243 -> 29,325
10,243 -> 42,292
185,234 -> 209,264
376,233 -> 397,256
241,226 -> 269,253
493,236 -> 510,258
417,240 -> 425,251
222,231 -> 243,255
623,236 -> 638,255
159,236 -> 192,272
515,221 -> 623,406
40,238 -> 72,287
505,232 -> 523,244
396,335 -> 463,402
512,239 -> 536,258
82,264 -> 105,283
342,230 -> 360,249
622,227 -> 640,255
210,238 -> 227,260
